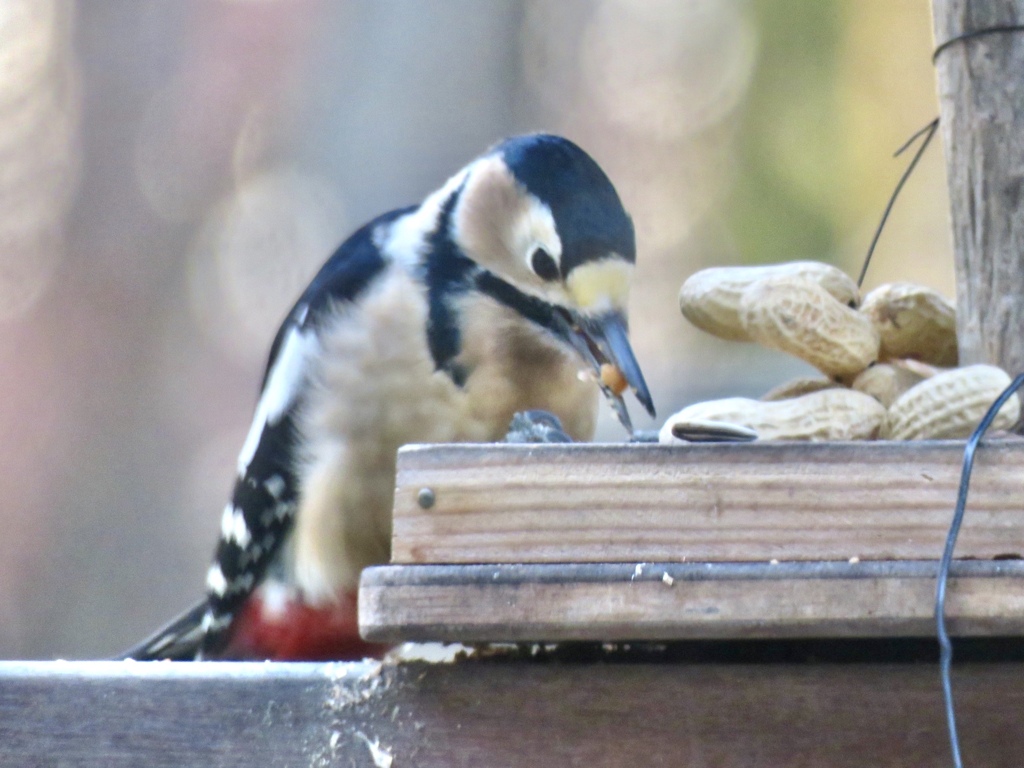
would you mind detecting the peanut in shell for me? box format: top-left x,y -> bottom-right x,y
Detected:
739,276 -> 880,379
851,361 -> 932,408
860,282 -> 958,367
882,364 -> 1019,440
679,261 -> 859,342
659,388 -> 886,443
760,376 -> 840,402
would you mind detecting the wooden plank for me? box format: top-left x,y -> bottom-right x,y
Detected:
360,561 -> 1024,643
392,441 -> 1024,564
0,662 -> 346,767
2,658 -> 1024,767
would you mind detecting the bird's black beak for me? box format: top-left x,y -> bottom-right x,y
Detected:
560,309 -> 655,433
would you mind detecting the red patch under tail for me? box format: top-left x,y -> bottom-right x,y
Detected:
219,589 -> 388,661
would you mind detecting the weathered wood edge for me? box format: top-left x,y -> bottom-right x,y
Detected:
368,559 -> 1024,584
359,561 -> 1024,643
0,661 -> 370,768
391,440 -> 1024,564
3,659 -> 1024,767
395,438 -> 1006,464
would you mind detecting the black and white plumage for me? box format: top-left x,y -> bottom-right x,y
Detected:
123,134 -> 654,660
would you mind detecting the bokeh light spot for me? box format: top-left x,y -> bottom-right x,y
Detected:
189,168 -> 348,361
0,0 -> 77,321
580,0 -> 757,140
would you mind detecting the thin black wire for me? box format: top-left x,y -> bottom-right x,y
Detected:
936,373 -> 1024,768
933,24 -> 1024,63
852,23 -> 1024,288
856,118 -> 939,289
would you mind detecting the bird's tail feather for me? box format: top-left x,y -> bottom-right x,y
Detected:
114,600 -> 208,661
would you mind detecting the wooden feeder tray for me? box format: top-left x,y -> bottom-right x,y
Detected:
359,440 -> 1024,643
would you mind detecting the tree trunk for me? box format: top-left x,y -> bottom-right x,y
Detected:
932,1 -> 1024,373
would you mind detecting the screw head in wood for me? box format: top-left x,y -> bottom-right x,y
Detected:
417,487 -> 436,509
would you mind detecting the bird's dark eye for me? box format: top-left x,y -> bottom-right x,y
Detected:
530,248 -> 560,281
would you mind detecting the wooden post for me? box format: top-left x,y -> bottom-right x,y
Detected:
932,1 -> 1024,373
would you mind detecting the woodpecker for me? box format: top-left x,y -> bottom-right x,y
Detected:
123,133 -> 654,661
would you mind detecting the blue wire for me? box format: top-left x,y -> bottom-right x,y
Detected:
936,372 -> 1024,768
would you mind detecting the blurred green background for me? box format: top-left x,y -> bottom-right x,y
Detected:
0,0 -> 952,658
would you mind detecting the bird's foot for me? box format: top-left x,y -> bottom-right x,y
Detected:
503,410 -> 573,444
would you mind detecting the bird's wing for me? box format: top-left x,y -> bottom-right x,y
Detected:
124,209 -> 411,660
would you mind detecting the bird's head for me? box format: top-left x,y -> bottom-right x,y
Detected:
451,133 -> 654,431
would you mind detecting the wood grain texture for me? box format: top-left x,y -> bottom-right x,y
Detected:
392,442 -> 1024,564
932,0 -> 1024,370
0,662 -> 345,768
359,561 -> 1024,643
3,659 -> 1024,767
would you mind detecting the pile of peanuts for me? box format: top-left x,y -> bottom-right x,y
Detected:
660,261 -> 1021,443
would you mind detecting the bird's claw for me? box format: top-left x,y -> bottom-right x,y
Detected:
503,410 -> 574,444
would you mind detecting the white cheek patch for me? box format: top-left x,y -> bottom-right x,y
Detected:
452,157 -> 563,293
236,326 -> 318,475
513,196 -> 561,272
